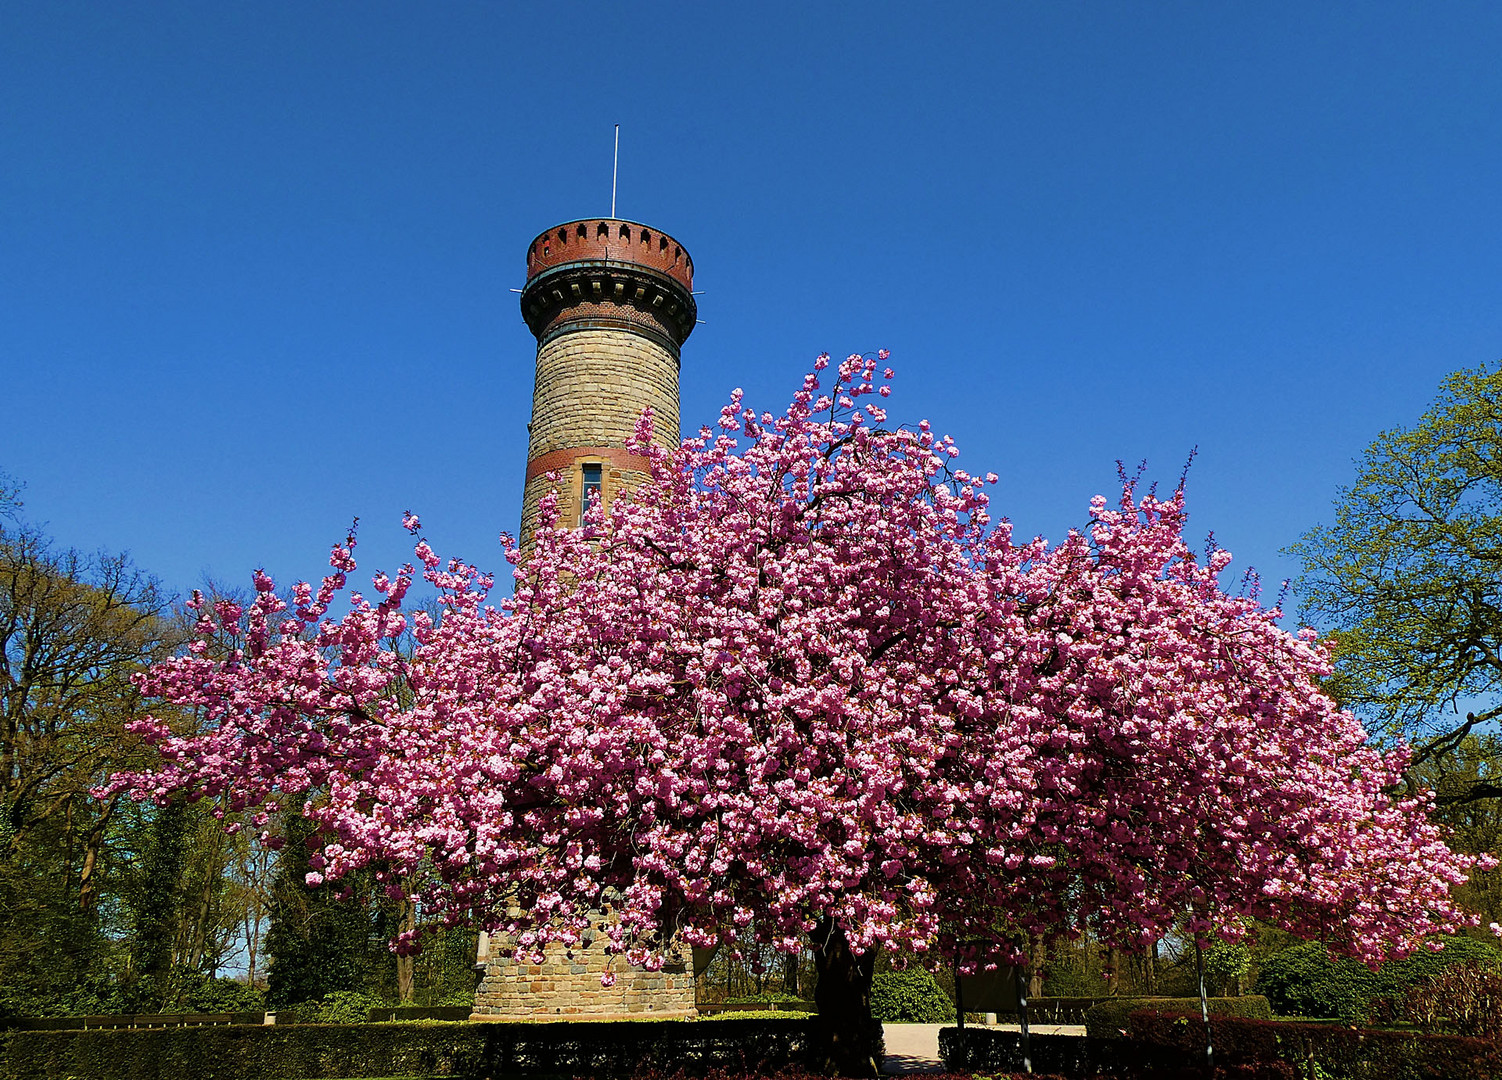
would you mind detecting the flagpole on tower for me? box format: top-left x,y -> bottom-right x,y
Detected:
611,124 -> 620,218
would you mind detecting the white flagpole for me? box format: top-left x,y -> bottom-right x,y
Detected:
611,124 -> 620,218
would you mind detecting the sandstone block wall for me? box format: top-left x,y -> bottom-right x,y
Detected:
520,326 -> 680,546
470,931 -> 697,1021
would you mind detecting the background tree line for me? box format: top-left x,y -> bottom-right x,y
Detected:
0,472 -> 474,1018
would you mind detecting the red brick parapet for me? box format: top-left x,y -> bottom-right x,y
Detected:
526,220 -> 693,292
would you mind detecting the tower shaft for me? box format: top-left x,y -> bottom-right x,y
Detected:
470,217 -> 701,1022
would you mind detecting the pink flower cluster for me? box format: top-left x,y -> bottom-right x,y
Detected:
107,354 -> 1477,971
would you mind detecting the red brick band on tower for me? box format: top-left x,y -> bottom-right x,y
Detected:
517,220 -> 696,550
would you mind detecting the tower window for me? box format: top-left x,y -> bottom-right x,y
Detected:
580,463 -> 603,526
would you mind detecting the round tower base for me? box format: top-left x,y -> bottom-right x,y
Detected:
470,933 -> 697,1021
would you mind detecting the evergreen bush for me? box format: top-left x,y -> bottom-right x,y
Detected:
1254,935 -> 1498,1022
275,990 -> 387,1025
869,970 -> 955,1023
178,978 -> 266,1015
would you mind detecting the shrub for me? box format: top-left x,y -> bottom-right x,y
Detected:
869,970 -> 955,1023
1082,995 -> 1271,1038
275,989 -> 387,1025
178,977 -> 266,1015
1203,941 -> 1251,996
1254,935 -> 1498,1022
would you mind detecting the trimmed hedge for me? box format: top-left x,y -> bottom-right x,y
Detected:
870,970 -> 955,1023
1129,1011 -> 1502,1080
936,1026 -> 1289,1078
1083,995 -> 1271,1038
0,1017 -> 817,1080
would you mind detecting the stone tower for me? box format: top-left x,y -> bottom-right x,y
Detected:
469,218 -> 700,1021
517,218 -> 696,547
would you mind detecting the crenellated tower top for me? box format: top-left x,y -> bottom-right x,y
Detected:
520,219 -> 696,357
516,218 -> 697,549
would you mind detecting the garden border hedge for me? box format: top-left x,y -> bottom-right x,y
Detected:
1082,996 -> 1272,1038
937,1027 -> 1203,1077
1128,1011 -> 1502,1080
0,1017 -> 815,1080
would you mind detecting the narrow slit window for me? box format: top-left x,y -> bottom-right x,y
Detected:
580,463 -> 603,526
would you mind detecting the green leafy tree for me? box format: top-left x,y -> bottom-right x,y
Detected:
0,500 -> 178,1015
1203,940 -> 1250,997
1291,362 -> 1502,806
131,801 -> 191,987
0,480 -> 278,1018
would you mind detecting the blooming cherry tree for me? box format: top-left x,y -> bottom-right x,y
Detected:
110,355 -> 1478,1075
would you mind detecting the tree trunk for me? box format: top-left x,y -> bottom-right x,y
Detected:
396,895 -> 416,1003
245,905 -> 260,987
77,797 -> 116,912
1028,934 -> 1046,998
809,919 -> 882,1077
1145,938 -> 1159,995
1104,947 -> 1121,997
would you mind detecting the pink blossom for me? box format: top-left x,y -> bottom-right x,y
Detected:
105,356 -> 1477,975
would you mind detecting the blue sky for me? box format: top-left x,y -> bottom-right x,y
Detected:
2,3 -> 1500,618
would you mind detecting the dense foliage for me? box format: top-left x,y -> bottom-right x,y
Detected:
1253,935 -> 1498,1022
937,1027 -> 1241,1078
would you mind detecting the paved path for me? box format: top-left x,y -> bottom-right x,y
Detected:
880,1024 -> 947,1075
879,1022 -> 1087,1074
